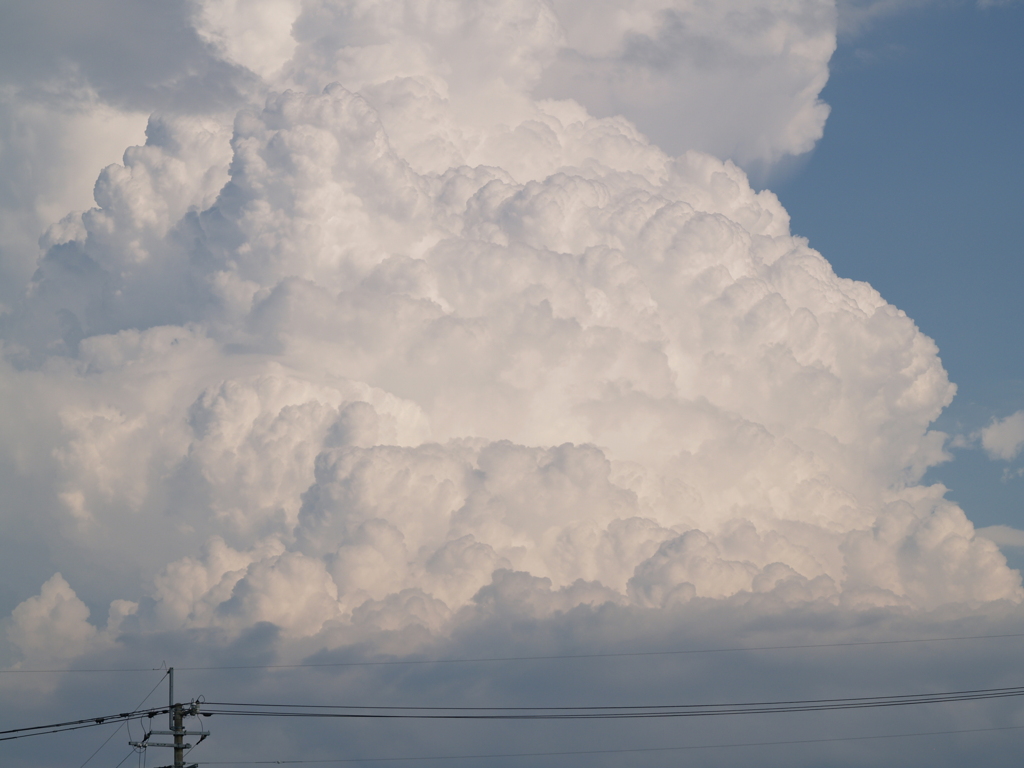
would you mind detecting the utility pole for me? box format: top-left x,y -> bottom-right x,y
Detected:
173,699 -> 185,768
129,666 -> 207,768
170,667 -> 184,768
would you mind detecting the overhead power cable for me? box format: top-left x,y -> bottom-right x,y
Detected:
8,683 -> 1016,742
0,707 -> 166,742
0,667 -> 164,674
3,631 -> 1024,674
197,723 -> 1024,764
205,683 -> 1024,710
6,682 -> 1022,743
200,684 -> 1024,721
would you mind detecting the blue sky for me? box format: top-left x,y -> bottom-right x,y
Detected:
774,0 -> 1024,532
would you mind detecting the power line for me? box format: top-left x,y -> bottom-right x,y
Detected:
6,630 -> 1020,675
3,680 -> 1019,746
0,667 -> 163,674
0,707 -> 166,742
0,719 -> 148,743
196,723 -> 1024,764
6,682 -> 1022,742
203,684 -> 1024,711
199,684 -> 1024,720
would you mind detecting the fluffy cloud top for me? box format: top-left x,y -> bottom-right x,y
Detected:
538,0 -> 835,163
0,0 -> 1018,676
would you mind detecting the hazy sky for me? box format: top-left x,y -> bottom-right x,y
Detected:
2,2 -> 1023,766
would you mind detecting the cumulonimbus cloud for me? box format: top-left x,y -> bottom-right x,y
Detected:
1,0 -> 1018,670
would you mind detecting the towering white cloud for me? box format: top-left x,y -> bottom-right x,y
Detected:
538,0 -> 836,163
0,0 -> 1018,677
0,0 -> 255,310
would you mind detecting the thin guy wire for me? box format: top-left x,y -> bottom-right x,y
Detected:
77,671 -> 168,768
75,723 -> 123,768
